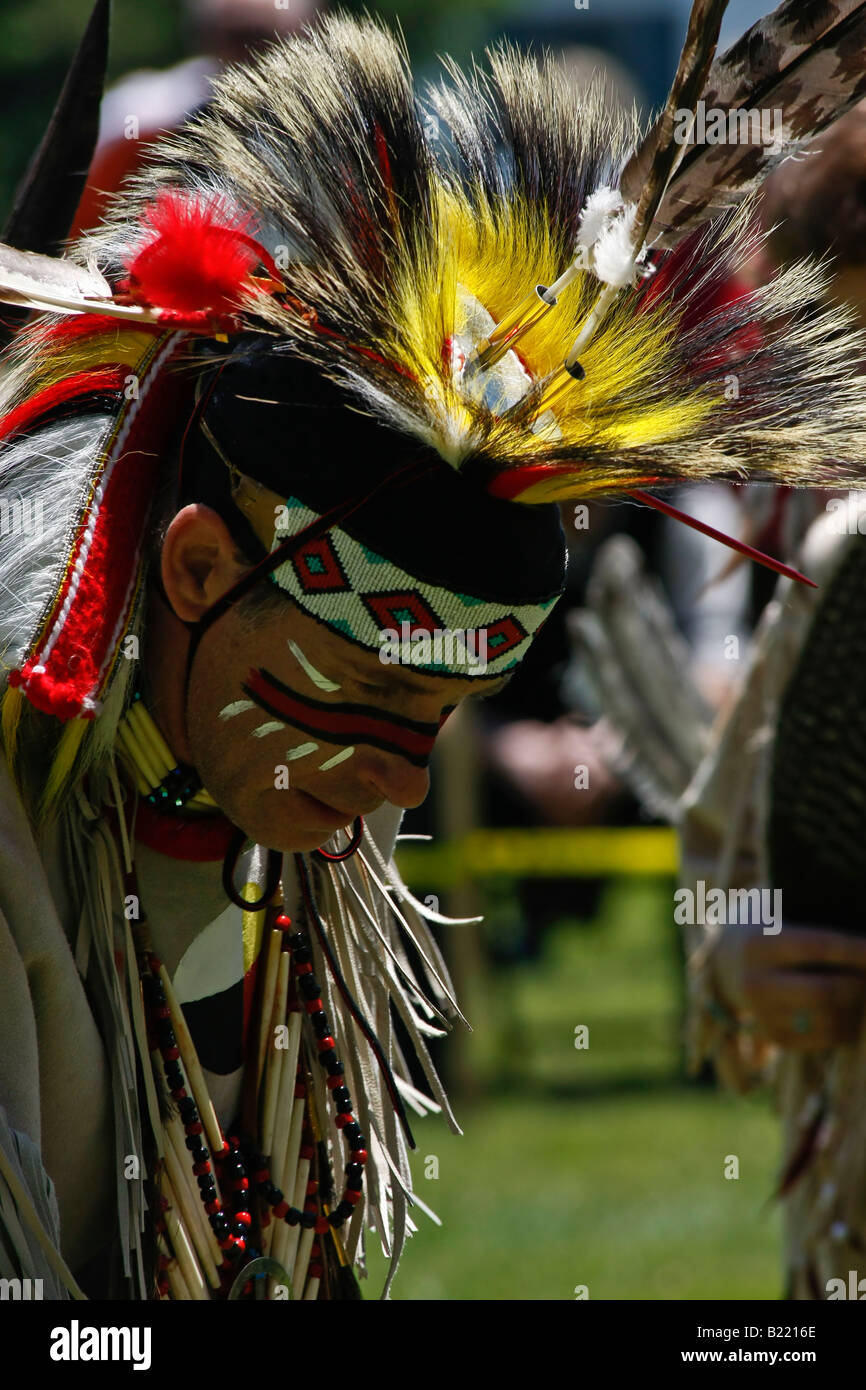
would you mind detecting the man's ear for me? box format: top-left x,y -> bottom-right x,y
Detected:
161,504 -> 248,623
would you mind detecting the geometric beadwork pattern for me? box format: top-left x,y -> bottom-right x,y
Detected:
268,495 -> 560,678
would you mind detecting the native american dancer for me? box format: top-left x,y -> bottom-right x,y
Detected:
576,508 -> 866,1301
3,1 -> 866,1299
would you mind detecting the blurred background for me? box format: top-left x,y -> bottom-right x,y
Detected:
1,0 -> 817,1299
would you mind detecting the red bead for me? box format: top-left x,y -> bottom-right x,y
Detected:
205,1200 -> 220,1215
158,1254 -> 170,1271
305,998 -> 323,1014
232,1177 -> 249,1191
326,1075 -> 343,1090
306,1180 -> 318,1197
274,913 -> 292,930
148,956 -> 163,975
350,1149 -> 368,1165
253,1168 -> 270,1184
335,1113 -> 354,1129
311,1244 -> 321,1258
315,1216 -> 330,1234
303,1202 -> 317,1214
218,1236 -> 235,1250
192,1162 -> 209,1176
309,1263 -> 324,1279
344,1189 -> 362,1205
316,1035 -> 335,1052
156,1005 -> 171,1019
184,1120 -> 203,1136
295,961 -> 313,975
234,1237 -> 246,1254
235,1211 -> 252,1226
300,1144 -> 315,1161
159,1196 -> 169,1212
161,1046 -> 180,1061
294,1082 -> 306,1099
170,1088 -> 187,1101
273,1200 -> 289,1219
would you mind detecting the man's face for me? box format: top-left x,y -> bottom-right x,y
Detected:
185,596 -> 512,851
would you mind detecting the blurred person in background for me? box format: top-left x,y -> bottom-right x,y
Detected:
72,0 -> 319,238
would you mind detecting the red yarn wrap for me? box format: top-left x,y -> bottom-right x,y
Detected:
8,335 -> 190,719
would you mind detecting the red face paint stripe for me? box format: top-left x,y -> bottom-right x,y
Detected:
243,670 -> 439,766
252,667 -> 442,735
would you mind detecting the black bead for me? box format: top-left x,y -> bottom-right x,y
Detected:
287,932 -> 306,951
344,1123 -> 362,1146
197,1175 -> 217,1191
336,1098 -> 353,1115
311,1013 -> 330,1039
336,1199 -> 354,1220
293,946 -> 312,966
265,1184 -> 281,1203
286,1207 -> 301,1227
332,1086 -> 350,1107
178,1097 -> 197,1119
325,1057 -> 344,1077
345,1162 -> 363,1182
185,1136 -> 207,1155
299,976 -> 320,1000
301,1211 -> 316,1230
328,1210 -> 346,1228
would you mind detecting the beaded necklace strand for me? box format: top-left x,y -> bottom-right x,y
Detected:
115,697 -> 369,1298
131,888 -> 367,1299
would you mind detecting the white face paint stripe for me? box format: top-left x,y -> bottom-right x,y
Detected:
252,721 -> 286,738
317,745 -> 356,771
287,639 -> 341,692
219,699 -> 256,720
286,741 -> 319,761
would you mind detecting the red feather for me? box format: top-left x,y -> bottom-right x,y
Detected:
119,190 -> 273,329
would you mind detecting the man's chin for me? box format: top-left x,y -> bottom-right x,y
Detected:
204,781 -> 358,853
233,807 -> 359,855
268,823 -> 351,854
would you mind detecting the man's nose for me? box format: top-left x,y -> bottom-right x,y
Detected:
356,747 -> 430,809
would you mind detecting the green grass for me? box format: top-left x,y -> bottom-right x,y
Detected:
362,877 -> 783,1300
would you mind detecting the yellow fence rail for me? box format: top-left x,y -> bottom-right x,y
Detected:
394,826 -> 679,889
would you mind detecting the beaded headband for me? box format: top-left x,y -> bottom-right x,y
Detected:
227,472 -> 560,678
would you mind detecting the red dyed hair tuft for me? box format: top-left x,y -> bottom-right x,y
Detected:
121,190 -> 264,322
